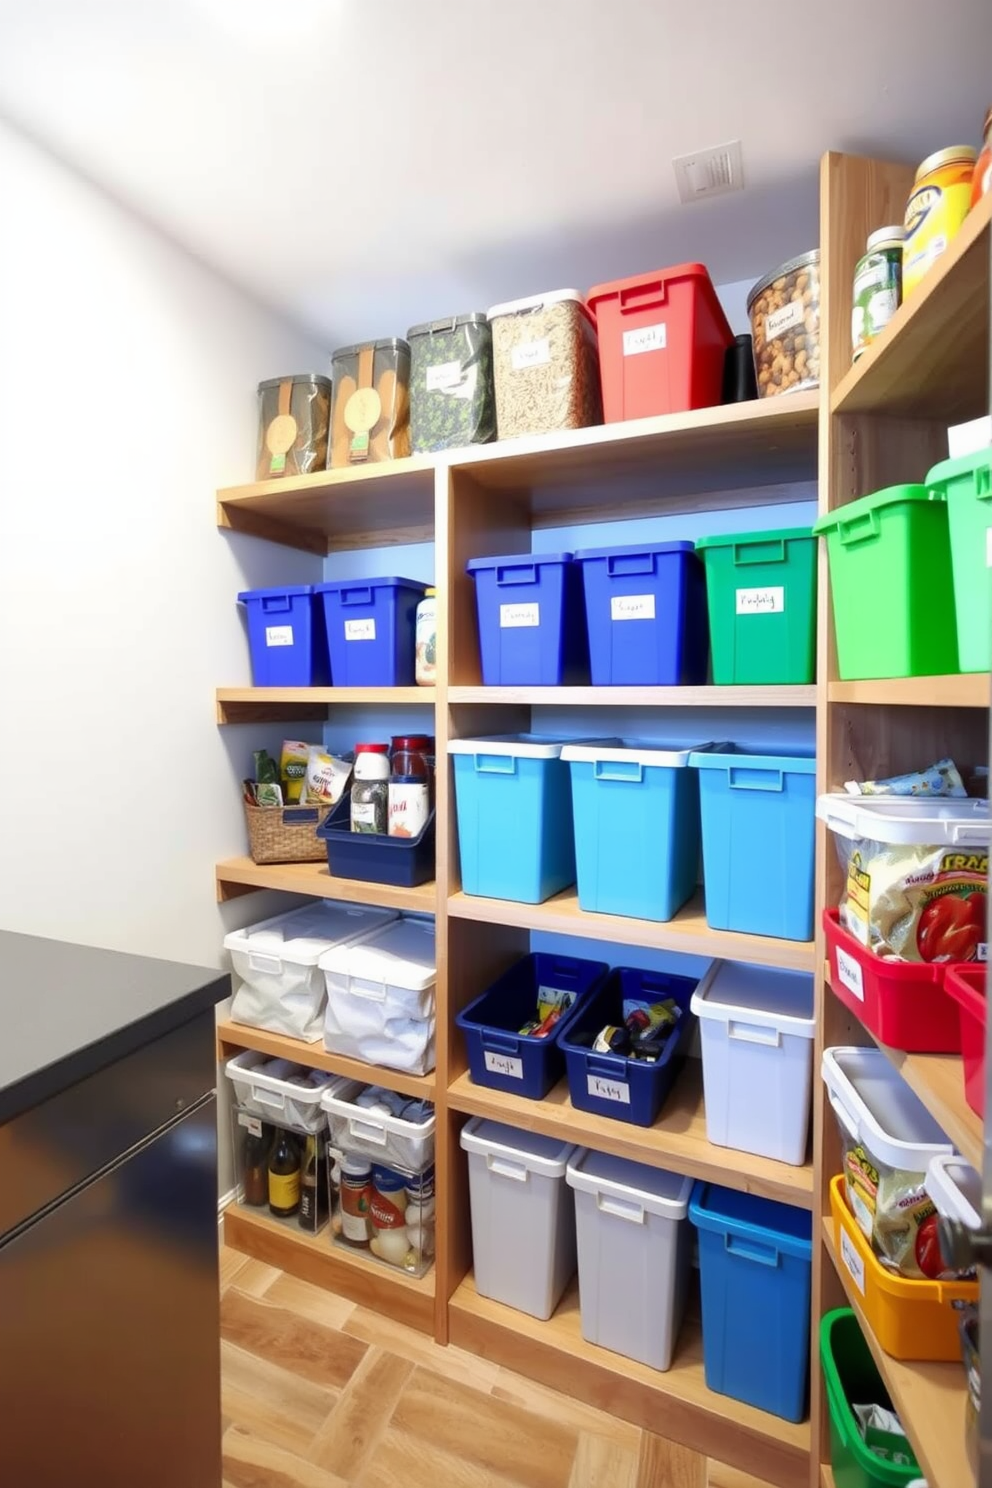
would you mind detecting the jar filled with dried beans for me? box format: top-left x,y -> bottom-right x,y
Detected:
488,289 -> 602,440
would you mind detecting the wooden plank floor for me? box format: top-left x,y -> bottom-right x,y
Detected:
220,1245 -> 779,1488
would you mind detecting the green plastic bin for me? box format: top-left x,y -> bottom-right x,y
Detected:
820,1309 -> 920,1488
813,484 -> 957,679
927,447 -> 992,672
695,527 -> 817,684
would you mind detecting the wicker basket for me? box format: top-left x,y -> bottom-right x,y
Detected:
243,801 -> 332,864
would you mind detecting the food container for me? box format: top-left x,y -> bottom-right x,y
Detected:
408,313 -> 496,452
256,373 -> 331,480
823,908 -> 962,1054
746,250 -> 820,398
329,339 -> 410,467
903,147 -> 978,298
316,576 -> 426,687
488,289 -> 601,439
852,227 -> 905,360
466,551 -> 589,686
415,588 -> 437,685
927,446 -> 992,672
973,106 -> 992,204
237,585 -> 331,688
694,526 -> 817,685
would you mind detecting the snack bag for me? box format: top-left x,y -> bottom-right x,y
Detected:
305,747 -> 351,806
280,740 -> 310,804
840,839 -> 987,961
842,1140 -> 972,1280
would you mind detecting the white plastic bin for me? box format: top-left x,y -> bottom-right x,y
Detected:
460,1117 -> 578,1319
321,1079 -> 436,1170
926,1154 -> 982,1232
691,961 -> 815,1166
320,915 -> 437,1075
566,1149 -> 693,1370
224,1050 -> 346,1133
226,901 -> 397,1041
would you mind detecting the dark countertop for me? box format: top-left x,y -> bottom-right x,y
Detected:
0,930 -> 229,1124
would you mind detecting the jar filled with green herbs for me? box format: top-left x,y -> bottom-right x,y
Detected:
408,313 -> 496,453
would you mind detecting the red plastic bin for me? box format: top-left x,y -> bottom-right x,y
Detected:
823,908 -> 962,1053
587,263 -> 733,423
945,965 -> 986,1117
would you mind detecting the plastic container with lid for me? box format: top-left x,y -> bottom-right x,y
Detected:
903,147 -> 978,298
813,483 -> 957,678
821,1309 -> 922,1488
944,965 -> 987,1116
256,373 -> 331,480
695,527 -> 817,684
415,588 -> 437,685
351,744 -> 389,835
408,313 -> 495,452
320,915 -> 437,1075
390,735 -> 430,778
329,339 -> 410,466
574,540 -> 709,686
488,289 -> 601,439
927,446 -> 992,671
747,250 -> 820,397
467,551 -> 589,686
852,227 -> 905,360
691,960 -> 815,1165
586,262 -> 732,423
316,576 -> 427,687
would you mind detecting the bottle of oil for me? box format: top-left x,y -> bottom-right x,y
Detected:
242,1122 -> 270,1207
268,1130 -> 301,1218
299,1133 -> 329,1231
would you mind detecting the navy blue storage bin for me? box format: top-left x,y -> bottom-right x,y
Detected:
456,953 -> 609,1099
559,968 -> 698,1127
316,577 -> 427,687
237,585 -> 331,686
574,541 -> 709,685
317,799 -> 435,888
690,1181 -> 813,1422
467,551 -> 588,685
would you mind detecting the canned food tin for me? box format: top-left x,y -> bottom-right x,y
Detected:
852,227 -> 905,360
903,146 -> 977,297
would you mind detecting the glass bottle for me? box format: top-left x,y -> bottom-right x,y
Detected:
350,743 -> 389,834
299,1133 -> 329,1231
242,1123 -> 269,1207
268,1129 -> 301,1218
338,1155 -> 372,1247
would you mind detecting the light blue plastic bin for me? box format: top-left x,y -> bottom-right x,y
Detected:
562,741 -> 716,922
690,1181 -> 812,1422
689,748 -> 816,941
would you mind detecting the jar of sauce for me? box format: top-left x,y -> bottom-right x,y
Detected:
391,734 -> 430,779
903,146 -> 978,297
972,107 -> 992,206
338,1155 -> 372,1246
851,226 -> 905,360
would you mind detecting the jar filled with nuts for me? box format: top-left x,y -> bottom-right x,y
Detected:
746,251 -> 821,398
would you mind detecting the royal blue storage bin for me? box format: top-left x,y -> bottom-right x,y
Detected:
559,968 -> 698,1127
690,1181 -> 812,1422
456,953 -> 609,1099
315,577 -> 427,687
689,748 -> 816,942
237,585 -> 331,686
317,797 -> 435,888
467,551 -> 588,685
574,541 -> 709,686
562,741 -> 721,922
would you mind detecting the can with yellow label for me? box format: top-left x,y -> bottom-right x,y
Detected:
903,146 -> 978,297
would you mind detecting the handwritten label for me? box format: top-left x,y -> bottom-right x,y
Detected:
426,360 -> 462,392
265,625 -> 294,647
484,1051 -> 524,1080
500,602 -> 540,628
587,1074 -> 631,1105
735,586 -> 784,615
511,338 -> 551,371
764,299 -> 805,341
345,618 -> 376,641
238,1113 -> 263,1138
835,946 -> 864,1002
623,322 -> 667,356
610,594 -> 655,622
840,1226 -> 866,1295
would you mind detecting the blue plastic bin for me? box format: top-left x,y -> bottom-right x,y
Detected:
690,1181 -> 812,1422
315,577 -> 427,687
559,968 -> 698,1127
689,748 -> 816,942
467,551 -> 588,685
317,797 -> 435,888
448,735 -> 610,903
456,953 -> 609,1099
237,585 -> 331,686
562,741 -> 718,922
574,541 -> 709,686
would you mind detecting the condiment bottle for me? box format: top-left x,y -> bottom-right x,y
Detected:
415,588 -> 437,685
350,743 -> 389,834
390,735 -> 430,778
338,1155 -> 372,1247
299,1133 -> 329,1232
242,1120 -> 269,1207
388,774 -> 430,839
903,146 -> 978,297
851,227 -> 905,361
268,1129 -> 301,1218
973,107 -> 992,205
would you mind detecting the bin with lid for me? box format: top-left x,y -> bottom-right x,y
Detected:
237,585 -> 332,687
574,541 -> 709,686
488,289 -> 601,439
694,527 -> 817,685
316,576 -> 427,687
467,551 -> 588,686
319,915 -> 437,1075
926,446 -> 992,672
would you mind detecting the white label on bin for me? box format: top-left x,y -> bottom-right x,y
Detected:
264,625 -> 294,647
622,321 -> 667,356
426,359 -> 463,392
840,1227 -> 866,1296
610,594 -> 655,622
835,946 -> 865,1002
587,1074 -> 631,1105
764,299 -> 805,341
500,602 -> 540,628
344,618 -> 376,641
238,1113 -> 263,1138
511,337 -> 551,371
484,1051 -> 524,1080
735,586 -> 784,615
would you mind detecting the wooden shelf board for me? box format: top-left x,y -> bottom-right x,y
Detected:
820,1467 -> 835,1488
448,684 -> 817,708
216,686 -> 434,724
216,1019 -> 435,1099
223,1202 -> 434,1334
449,1273 -> 810,1488
448,1061 -> 813,1209
832,190 -> 991,421
215,857 -> 436,913
828,674 -> 989,708
823,1221 -> 970,1488
448,888 -> 816,973
873,1042 -> 982,1171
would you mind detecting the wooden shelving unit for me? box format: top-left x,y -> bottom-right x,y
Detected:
827,674 -> 989,708
217,1019 -> 435,1100
216,685 -> 434,724
449,684 -> 817,708
214,856 -> 436,911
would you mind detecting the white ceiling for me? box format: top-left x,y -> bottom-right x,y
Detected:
1,0 -> 989,348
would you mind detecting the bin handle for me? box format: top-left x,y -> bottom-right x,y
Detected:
836,509 -> 881,547
826,1088 -> 860,1143
976,465 -> 992,501
480,1031 -> 520,1055
597,1193 -> 646,1224
728,1020 -> 782,1048
347,1117 -> 387,1146
281,807 -> 320,825
606,553 -> 654,577
724,1233 -> 781,1267
247,952 -> 284,975
252,1087 -> 288,1113
593,760 -> 644,784
587,1056 -> 623,1079
732,539 -> 786,566
338,585 -> 374,606
618,279 -> 668,314
474,754 -> 518,776
496,563 -> 538,586
344,978 -> 388,1004
487,1155 -> 529,1182
728,768 -> 785,792
260,594 -> 292,614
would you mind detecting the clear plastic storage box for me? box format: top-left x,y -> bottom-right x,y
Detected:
320,915 -> 437,1075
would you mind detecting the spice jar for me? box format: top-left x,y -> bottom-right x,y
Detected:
255,373 -> 332,480
851,227 -> 905,361
338,1155 -> 372,1247
972,107 -> 992,205
390,735 -> 430,778
351,743 -> 390,834
903,146 -> 978,298
415,588 -> 437,686
329,340 -> 411,467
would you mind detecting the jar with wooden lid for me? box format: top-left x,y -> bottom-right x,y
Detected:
329,339 -> 411,467
903,146 -> 978,297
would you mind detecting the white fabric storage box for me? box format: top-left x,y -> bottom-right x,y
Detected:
321,1079 -> 436,1170
566,1150 -> 693,1370
226,901 -> 398,1042
320,915 -> 437,1075
691,960 -> 816,1166
460,1117 -> 578,1320
224,1050 -> 346,1134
